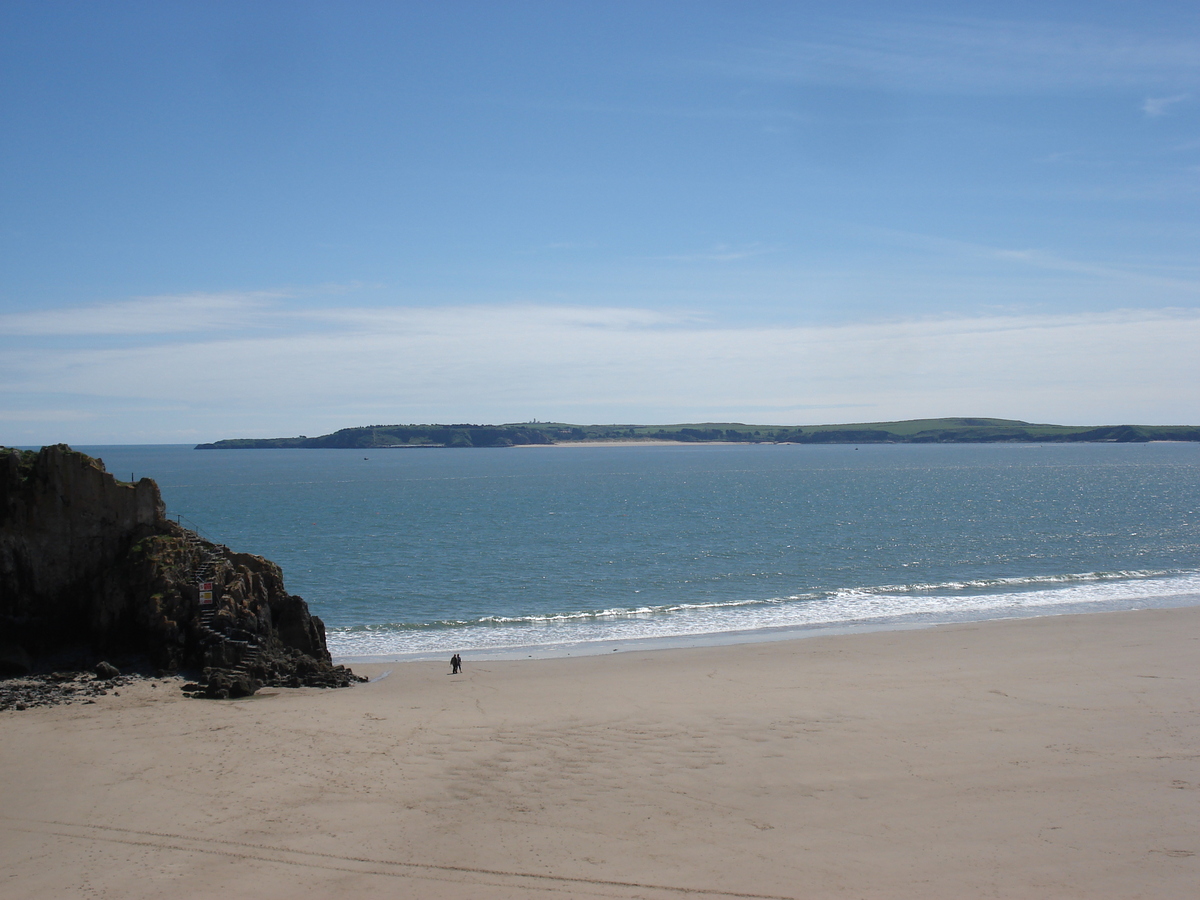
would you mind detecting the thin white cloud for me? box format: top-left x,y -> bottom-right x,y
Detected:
0,294 -> 697,345
1142,94 -> 1189,116
0,407 -> 101,422
866,227 -> 1200,295
658,244 -> 779,263
990,247 -> 1200,290
737,17 -> 1200,93
295,304 -> 695,333
0,291 -> 285,336
5,304 -> 1198,443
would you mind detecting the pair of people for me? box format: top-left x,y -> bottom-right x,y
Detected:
450,653 -> 462,675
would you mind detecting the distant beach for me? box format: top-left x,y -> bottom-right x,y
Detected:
3,606 -> 1197,899
512,439 -> 729,447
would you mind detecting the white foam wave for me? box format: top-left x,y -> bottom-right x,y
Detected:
327,569 -> 1200,660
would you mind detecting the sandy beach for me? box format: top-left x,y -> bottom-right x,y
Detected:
2,607 -> 1197,899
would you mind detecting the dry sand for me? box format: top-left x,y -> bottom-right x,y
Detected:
2,607 -> 1198,899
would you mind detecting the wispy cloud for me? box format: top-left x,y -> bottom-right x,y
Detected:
516,240 -> 601,255
1142,94 -> 1189,116
4,302 -> 1198,443
294,304 -> 695,333
865,226 -> 1200,295
734,17 -> 1200,94
0,291 -> 286,337
0,407 -> 102,423
658,244 -> 779,263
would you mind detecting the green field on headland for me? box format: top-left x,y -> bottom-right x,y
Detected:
195,418 -> 1200,449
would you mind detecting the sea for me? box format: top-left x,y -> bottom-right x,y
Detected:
78,441 -> 1200,662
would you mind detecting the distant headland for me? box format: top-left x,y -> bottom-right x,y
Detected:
195,417 -> 1200,449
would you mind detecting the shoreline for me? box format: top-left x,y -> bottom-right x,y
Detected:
3,604 -> 1197,898
328,589 -> 1200,664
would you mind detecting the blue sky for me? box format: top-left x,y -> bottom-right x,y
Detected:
2,1 -> 1198,444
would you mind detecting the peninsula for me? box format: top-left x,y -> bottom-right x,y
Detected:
195,417 -> 1200,449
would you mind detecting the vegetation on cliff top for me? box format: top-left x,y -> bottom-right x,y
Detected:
195,417 -> 1200,449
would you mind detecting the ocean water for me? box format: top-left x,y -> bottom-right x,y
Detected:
82,442 -> 1200,661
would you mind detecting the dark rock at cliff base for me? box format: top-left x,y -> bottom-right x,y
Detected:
0,670 -> 137,711
1,444 -> 362,699
0,643 -> 33,676
94,660 -> 119,679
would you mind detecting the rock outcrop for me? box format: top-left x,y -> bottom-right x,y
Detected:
1,445 -> 359,697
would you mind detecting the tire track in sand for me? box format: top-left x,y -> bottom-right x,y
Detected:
3,817 -> 795,900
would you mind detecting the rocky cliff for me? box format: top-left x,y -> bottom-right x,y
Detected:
0,445 -> 359,697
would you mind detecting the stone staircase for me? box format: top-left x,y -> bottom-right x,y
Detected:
187,534 -> 261,676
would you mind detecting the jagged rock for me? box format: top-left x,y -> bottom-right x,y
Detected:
1,444 -> 360,699
199,669 -> 259,699
94,661 -> 119,679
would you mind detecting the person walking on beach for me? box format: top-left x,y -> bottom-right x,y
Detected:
450,653 -> 461,675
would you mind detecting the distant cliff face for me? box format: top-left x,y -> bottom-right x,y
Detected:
0,445 -> 357,695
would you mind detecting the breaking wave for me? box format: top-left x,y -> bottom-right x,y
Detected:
327,568 -> 1200,660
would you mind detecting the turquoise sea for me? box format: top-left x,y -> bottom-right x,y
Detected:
82,442 -> 1200,661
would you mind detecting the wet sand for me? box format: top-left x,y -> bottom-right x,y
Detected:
2,606 -> 1197,899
